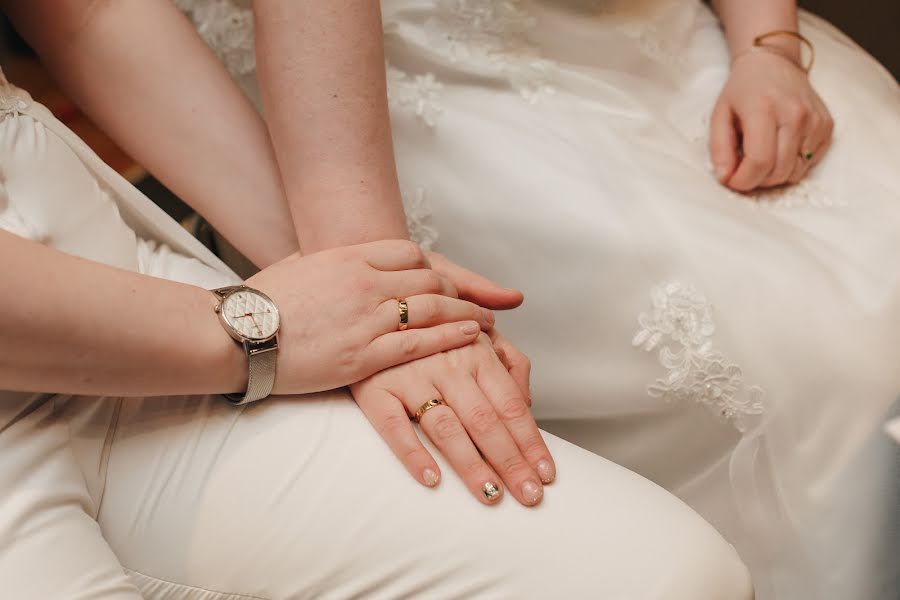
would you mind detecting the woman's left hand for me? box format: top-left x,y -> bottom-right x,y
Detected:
709,51 -> 833,192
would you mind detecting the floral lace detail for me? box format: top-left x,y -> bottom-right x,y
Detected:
401,187 -> 439,250
422,0 -> 556,104
174,0 -> 256,77
620,22 -> 686,69
0,85 -> 29,118
633,282 -> 765,431
386,65 -> 444,128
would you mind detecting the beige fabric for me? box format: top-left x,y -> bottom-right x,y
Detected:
0,76 -> 753,598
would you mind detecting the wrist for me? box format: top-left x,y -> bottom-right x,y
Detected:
194,287 -> 249,395
730,30 -> 813,75
731,46 -> 804,74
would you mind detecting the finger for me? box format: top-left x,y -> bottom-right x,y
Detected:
363,321 -> 481,376
805,136 -> 831,173
406,394 -> 504,506
489,329 -> 532,406
726,110 -> 778,192
428,252 -> 524,310
474,356 -> 555,485
359,239 -> 430,271
763,100 -> 809,187
762,125 -> 803,188
376,268 -> 458,300
709,99 -> 739,183
374,295 -> 494,334
791,109 -> 833,183
435,374 -> 544,507
786,153 -> 808,185
352,386 -> 441,488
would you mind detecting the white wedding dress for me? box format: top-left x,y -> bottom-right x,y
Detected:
176,1 -> 900,598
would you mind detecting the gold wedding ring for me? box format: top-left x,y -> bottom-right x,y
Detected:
398,298 -> 409,331
414,398 -> 445,422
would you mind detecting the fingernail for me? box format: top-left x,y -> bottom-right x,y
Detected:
714,165 -> 729,181
460,322 -> 479,335
521,480 -> 544,505
537,459 -> 556,484
483,309 -> 495,325
482,481 -> 501,501
423,468 -> 440,487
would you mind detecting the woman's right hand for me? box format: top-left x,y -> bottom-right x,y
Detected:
244,240 -> 495,395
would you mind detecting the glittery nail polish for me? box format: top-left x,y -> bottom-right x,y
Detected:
423,468 -> 440,487
521,480 -> 543,505
537,459 -> 556,484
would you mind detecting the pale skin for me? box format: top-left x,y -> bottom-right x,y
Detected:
0,232 -> 488,398
5,0 -> 550,508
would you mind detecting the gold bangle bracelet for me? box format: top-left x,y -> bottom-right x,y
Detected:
743,29 -> 815,73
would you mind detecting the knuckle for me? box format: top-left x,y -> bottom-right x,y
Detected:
377,412 -> 411,439
336,347 -> 361,374
399,332 -> 421,357
431,412 -> 464,442
743,153 -> 768,169
786,101 -> 808,126
353,273 -> 378,295
498,396 -> 530,421
467,405 -> 500,436
419,294 -> 441,321
520,433 -> 548,458
464,458 -> 486,476
808,112 -> 822,131
423,271 -> 444,294
401,240 -> 425,267
400,444 -> 427,465
498,454 -> 529,477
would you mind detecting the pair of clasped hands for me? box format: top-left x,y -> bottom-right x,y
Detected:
244,241 -> 553,507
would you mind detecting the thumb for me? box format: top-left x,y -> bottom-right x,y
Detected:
709,99 -> 738,183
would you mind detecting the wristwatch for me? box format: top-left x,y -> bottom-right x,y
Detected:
211,285 -> 280,404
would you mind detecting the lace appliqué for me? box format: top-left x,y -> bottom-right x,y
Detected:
0,87 -> 28,118
620,22 -> 687,69
386,66 -> 444,128
174,0 -> 256,77
633,282 -> 765,431
401,187 -> 439,250
424,0 -> 556,104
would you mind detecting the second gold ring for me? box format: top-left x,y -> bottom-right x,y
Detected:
414,398 -> 446,422
398,298 -> 409,331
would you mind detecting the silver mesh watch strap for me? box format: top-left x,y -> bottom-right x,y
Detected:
244,342 -> 277,403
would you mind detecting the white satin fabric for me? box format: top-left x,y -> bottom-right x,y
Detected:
176,0 -> 900,598
0,73 -> 754,598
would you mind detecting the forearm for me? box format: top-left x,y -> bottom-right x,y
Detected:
3,0 -> 298,268
253,0 -> 408,253
711,0 -> 801,62
0,230 -> 245,397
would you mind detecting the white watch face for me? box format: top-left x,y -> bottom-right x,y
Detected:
220,288 -> 280,341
